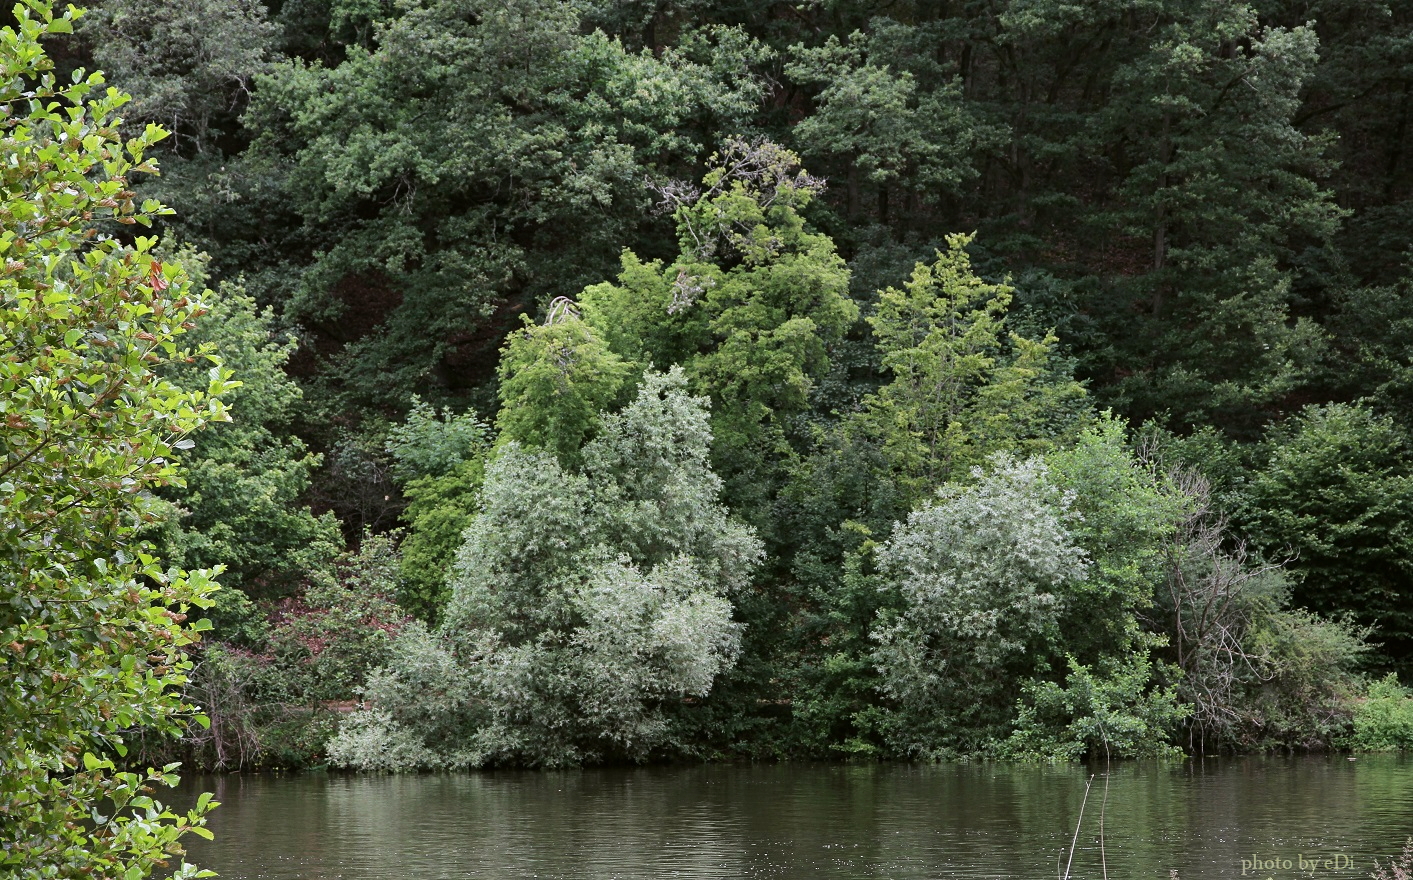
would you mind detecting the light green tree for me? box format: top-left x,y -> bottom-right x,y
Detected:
580,138 -> 858,531
387,398 -> 490,621
850,235 -> 1087,506
494,310 -> 631,466
1001,653 -> 1188,761
871,456 -> 1088,757
0,3 -> 232,874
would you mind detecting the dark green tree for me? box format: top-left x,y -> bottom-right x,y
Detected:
1094,13 -> 1340,432
244,0 -> 770,411
1246,403 -> 1413,671
785,21 -> 1001,225
154,264 -> 342,608
78,0 -> 275,153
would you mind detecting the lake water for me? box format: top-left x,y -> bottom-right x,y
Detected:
176,756 -> 1413,879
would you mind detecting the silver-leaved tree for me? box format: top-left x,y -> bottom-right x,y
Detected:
329,368 -> 760,769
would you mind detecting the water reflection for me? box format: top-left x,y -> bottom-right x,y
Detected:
178,756 -> 1413,879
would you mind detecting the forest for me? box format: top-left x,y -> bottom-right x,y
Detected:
6,0 -> 1413,799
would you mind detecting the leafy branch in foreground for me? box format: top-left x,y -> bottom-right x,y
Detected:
1,2 -> 234,875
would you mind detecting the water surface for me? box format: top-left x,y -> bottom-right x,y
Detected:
177,756 -> 1413,879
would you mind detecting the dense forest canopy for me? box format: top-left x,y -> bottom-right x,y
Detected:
10,0 -> 1413,776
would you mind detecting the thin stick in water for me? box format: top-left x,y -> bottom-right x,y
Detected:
1064,774 -> 1096,880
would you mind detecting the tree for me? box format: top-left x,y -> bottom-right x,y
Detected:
386,398 -> 490,621
1044,418 -> 1182,665
785,22 -> 1000,224
990,422 -> 1195,761
328,369 -> 760,768
871,456 -> 1089,758
850,234 -> 1087,507
580,138 -> 858,533
1094,14 -> 1339,433
1151,466 -> 1367,752
494,310 -> 630,466
1001,652 -> 1188,761
178,533 -> 409,770
1245,403 -> 1413,672
77,0 -> 275,153
0,3 -> 232,874
243,0 -> 770,412
152,264 -> 342,608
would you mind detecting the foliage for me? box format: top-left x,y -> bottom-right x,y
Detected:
0,3 -> 233,873
1001,653 -> 1188,761
1093,15 -> 1339,432
785,22 -> 1001,218
153,263 -> 342,605
78,0 -> 275,152
777,537 -> 893,760
168,535 -> 407,770
332,369 -> 761,768
268,531 -> 406,705
577,142 -> 865,751
1246,403 -> 1413,671
244,0 -> 770,411
324,622 -> 476,770
1044,418 -> 1181,663
581,138 -> 858,533
494,314 -> 630,466
851,235 -> 1087,505
1349,675 -> 1413,752
387,399 -> 490,620
871,456 -> 1088,758
173,644 -> 267,770
24,0 -> 1413,769
386,396 -> 489,484
394,460 -> 483,621
1152,468 -> 1367,752
767,233 -> 1092,757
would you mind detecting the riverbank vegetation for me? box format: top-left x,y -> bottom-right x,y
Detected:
8,0 -> 1413,777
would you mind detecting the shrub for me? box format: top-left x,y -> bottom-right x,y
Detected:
1350,675 -> 1413,751
1002,653 -> 1189,761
